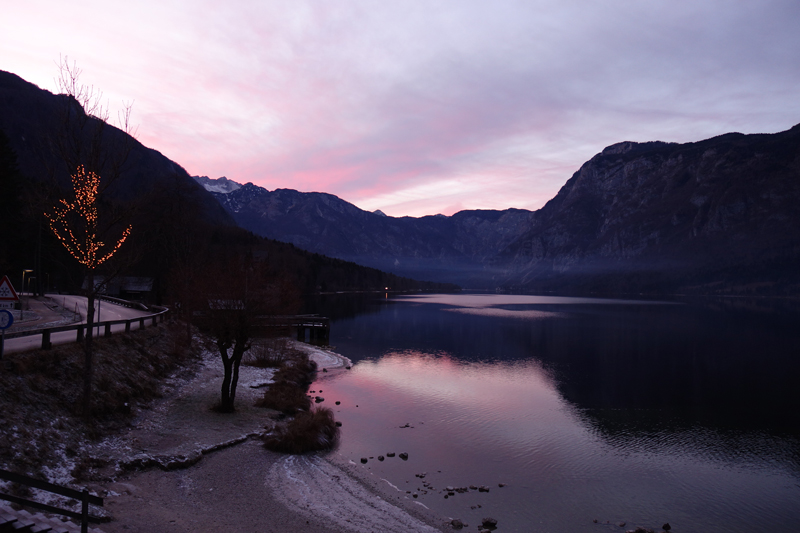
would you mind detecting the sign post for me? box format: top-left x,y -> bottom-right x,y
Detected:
0,276 -> 19,360
0,309 -> 13,360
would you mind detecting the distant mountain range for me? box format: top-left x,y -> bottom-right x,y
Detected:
3,67 -> 796,296
195,124 -> 800,294
0,69 -> 454,298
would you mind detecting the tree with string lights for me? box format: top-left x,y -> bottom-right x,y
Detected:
45,58 -> 136,417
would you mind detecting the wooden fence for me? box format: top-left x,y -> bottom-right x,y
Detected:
0,468 -> 103,533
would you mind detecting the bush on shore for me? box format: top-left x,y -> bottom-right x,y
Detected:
243,337 -> 300,368
255,348 -> 317,414
263,406 -> 340,454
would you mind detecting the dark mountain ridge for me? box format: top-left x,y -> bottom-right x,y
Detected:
0,69 -> 455,299
207,183 -> 535,286
505,125 -> 800,293
0,70 -> 229,222
202,124 -> 800,294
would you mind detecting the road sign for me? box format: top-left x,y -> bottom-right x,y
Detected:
0,303 -> 13,309
0,309 -> 13,329
0,276 -> 19,301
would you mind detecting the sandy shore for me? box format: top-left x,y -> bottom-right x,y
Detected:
88,341 -> 445,532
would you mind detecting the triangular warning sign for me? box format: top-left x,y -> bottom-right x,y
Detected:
0,275 -> 19,301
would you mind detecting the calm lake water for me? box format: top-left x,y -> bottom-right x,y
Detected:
309,293 -> 800,533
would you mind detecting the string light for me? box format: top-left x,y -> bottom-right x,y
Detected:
45,165 -> 132,269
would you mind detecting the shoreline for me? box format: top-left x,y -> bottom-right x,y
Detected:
92,340 -> 446,532
290,342 -> 447,531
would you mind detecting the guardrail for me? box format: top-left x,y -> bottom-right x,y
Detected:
2,306 -> 168,351
97,295 -> 149,311
0,468 -> 103,533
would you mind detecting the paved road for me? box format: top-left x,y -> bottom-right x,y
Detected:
2,295 -> 154,355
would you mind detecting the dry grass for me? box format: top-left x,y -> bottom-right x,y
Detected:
263,407 -> 340,454
0,321 -> 201,479
254,380 -> 311,414
255,346 -> 318,415
243,338 -> 301,368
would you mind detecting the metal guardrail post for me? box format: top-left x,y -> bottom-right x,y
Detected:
81,489 -> 89,533
104,323 -> 112,337
42,330 -> 51,349
77,325 -> 84,342
125,320 -> 131,333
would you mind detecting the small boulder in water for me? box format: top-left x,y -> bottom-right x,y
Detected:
481,517 -> 498,529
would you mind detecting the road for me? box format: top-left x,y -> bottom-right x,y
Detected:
2,295 -> 155,355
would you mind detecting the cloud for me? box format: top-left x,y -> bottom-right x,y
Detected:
3,0 -> 800,216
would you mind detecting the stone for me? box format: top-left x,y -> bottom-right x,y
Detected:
314,396 -> 324,403
481,517 -> 498,528
335,401 -> 341,405
450,519 -> 464,529
478,486 -> 490,492
378,456 -> 385,461
387,452 -> 395,457
360,458 -> 368,464
322,368 -> 328,372
399,452 -> 409,460
662,525 -> 671,532
335,421 -> 342,427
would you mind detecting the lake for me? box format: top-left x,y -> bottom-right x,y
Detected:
308,293 -> 800,532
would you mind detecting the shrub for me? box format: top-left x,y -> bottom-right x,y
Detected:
255,380 -> 311,414
263,407 -> 340,454
243,339 -> 288,368
255,344 -> 318,415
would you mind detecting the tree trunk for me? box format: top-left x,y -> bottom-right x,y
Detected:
82,270 -> 95,417
218,344 -> 234,412
229,348 -> 244,408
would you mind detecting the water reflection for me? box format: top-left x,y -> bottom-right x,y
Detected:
316,294 -> 800,532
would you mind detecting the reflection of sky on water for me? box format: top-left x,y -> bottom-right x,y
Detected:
320,294 -> 800,532
394,293 -> 673,307
445,307 -> 564,319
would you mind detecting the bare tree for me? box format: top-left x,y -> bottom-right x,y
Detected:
192,257 -> 298,412
45,58 -> 136,416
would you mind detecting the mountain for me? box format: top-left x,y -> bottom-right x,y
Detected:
0,69 -> 457,298
503,126 -> 800,294
200,125 -> 800,295
193,175 -> 241,194
0,70 -> 231,223
195,177 -> 535,287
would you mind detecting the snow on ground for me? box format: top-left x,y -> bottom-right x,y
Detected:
85,339 -> 443,532
294,342 -> 352,370
268,454 -> 440,533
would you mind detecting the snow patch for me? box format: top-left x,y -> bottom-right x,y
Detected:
267,455 -> 439,533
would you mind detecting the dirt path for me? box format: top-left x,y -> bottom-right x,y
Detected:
89,341 -> 445,533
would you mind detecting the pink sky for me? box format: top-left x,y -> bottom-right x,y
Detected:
3,1 -> 800,216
